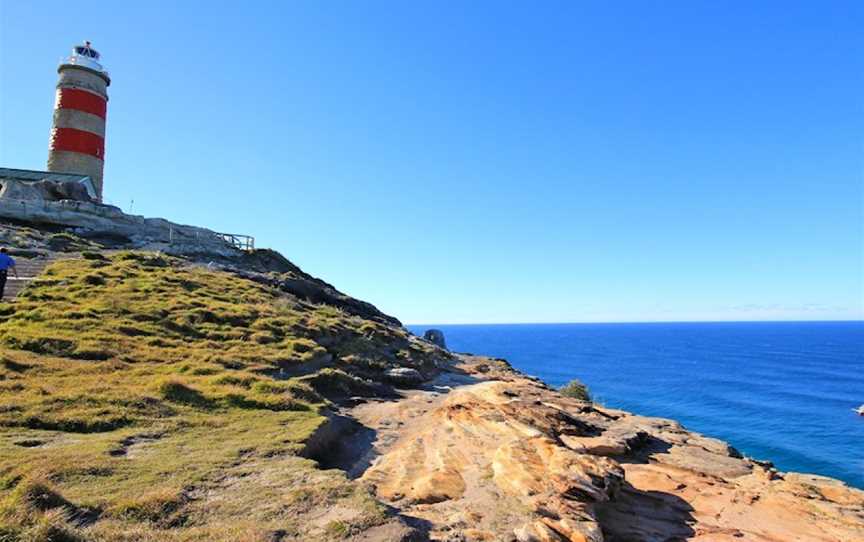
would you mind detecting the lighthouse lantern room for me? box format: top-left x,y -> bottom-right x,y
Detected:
64,41 -> 109,76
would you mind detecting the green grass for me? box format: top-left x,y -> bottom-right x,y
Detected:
0,251 -> 443,540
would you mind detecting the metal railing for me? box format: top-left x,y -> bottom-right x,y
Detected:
166,226 -> 255,252
60,54 -> 109,77
215,233 -> 255,251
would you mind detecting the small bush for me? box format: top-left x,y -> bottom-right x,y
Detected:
109,487 -> 184,525
46,233 -> 83,252
283,381 -> 322,403
5,337 -> 76,357
115,252 -> 168,268
22,509 -> 83,542
212,373 -> 260,388
251,381 -> 290,395
303,369 -> 376,398
289,338 -> 317,354
70,346 -> 113,361
210,356 -> 245,370
222,392 -> 308,412
82,274 -> 106,286
1,358 -> 32,373
20,413 -> 132,433
324,520 -> 349,538
250,331 -> 277,344
157,380 -> 214,408
189,365 -> 222,376
6,478 -> 70,512
116,324 -> 152,337
559,379 -> 591,402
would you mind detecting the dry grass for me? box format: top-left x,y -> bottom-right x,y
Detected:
0,251 -> 441,540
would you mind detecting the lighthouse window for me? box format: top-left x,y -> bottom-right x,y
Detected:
75,47 -> 98,58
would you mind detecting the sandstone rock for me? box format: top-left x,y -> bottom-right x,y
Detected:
407,467 -> 466,503
559,435 -> 628,456
423,328 -> 447,349
350,355 -> 864,542
360,379 -> 624,541
341,518 -> 422,541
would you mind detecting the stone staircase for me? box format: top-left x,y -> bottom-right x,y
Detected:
2,257 -> 53,301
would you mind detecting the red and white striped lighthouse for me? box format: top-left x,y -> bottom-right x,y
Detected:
47,42 -> 110,202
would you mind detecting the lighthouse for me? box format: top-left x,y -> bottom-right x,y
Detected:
47,42 -> 110,202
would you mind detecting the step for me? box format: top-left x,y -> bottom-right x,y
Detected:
2,257 -> 53,302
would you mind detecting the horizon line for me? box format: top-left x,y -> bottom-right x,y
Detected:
403,318 -> 864,326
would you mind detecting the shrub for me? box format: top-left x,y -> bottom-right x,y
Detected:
251,381 -> 290,395
5,477 -> 70,512
5,337 -> 76,357
250,331 -> 277,344
70,345 -> 113,361
157,380 -> 214,408
283,381 -> 322,403
25,510 -> 84,542
189,365 -> 222,376
1,358 -> 31,373
20,412 -> 132,433
222,392 -> 309,412
212,373 -> 260,388
559,379 -> 591,402
303,368 -> 376,398
82,274 -> 106,286
108,487 -> 185,524
115,251 -> 168,268
325,520 -> 349,538
0,479 -> 86,541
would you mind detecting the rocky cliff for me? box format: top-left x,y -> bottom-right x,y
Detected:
0,222 -> 862,541
350,356 -> 864,541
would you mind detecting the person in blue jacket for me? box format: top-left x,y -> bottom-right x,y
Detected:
0,248 -> 18,299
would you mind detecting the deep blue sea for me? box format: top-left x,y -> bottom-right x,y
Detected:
407,322 -> 864,489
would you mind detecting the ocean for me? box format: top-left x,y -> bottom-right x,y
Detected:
407,321 -> 864,489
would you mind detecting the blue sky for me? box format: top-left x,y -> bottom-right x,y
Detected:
1,1 -> 862,324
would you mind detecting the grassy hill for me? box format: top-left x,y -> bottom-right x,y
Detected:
0,251 -> 444,541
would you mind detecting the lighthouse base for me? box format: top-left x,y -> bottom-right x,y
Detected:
47,150 -> 104,201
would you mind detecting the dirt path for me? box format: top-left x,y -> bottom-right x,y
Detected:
343,358 -> 556,541
322,367 -> 481,482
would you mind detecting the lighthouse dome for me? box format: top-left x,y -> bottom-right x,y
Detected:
61,41 -> 108,76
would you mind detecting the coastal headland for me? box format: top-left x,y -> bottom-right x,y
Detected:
1,220 -> 862,541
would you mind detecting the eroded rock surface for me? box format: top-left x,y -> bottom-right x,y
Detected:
345,356 -> 864,541
423,329 -> 447,350
0,178 -> 94,202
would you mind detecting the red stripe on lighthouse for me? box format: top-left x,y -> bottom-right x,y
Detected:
49,127 -> 105,159
56,88 -> 107,119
